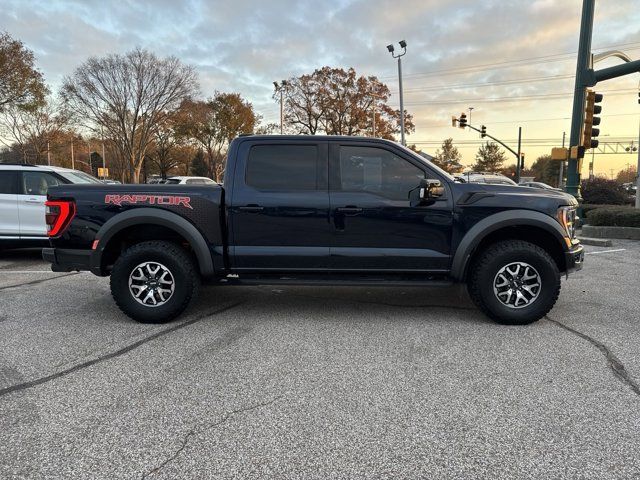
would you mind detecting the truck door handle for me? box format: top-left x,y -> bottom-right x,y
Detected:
336,206 -> 363,215
25,198 -> 41,204
239,205 -> 264,213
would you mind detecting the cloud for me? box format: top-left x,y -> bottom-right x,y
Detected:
1,0 -> 639,173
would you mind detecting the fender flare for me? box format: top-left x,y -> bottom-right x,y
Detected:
90,208 -> 214,277
450,209 -> 568,281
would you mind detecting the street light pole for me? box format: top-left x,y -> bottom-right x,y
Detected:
47,140 -> 51,166
636,115 -> 640,208
274,81 -> 287,135
387,40 -> 407,146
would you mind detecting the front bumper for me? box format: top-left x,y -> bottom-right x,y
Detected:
43,248 -> 95,273
565,241 -> 584,273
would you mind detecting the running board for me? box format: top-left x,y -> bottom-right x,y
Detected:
215,273 -> 454,287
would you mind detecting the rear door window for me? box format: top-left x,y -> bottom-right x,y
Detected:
246,145 -> 319,191
0,171 -> 18,194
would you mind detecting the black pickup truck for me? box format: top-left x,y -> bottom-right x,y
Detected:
43,135 -> 583,325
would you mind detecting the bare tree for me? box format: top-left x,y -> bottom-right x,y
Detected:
0,97 -> 70,164
61,48 -> 198,183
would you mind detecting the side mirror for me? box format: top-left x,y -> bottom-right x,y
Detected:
419,179 -> 445,201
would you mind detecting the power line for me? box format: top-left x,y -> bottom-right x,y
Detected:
379,42 -> 640,80
416,112 -> 639,128
391,74 -> 574,94
404,88 -> 637,106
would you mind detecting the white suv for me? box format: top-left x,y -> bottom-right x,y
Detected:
0,164 -> 102,248
163,176 -> 217,185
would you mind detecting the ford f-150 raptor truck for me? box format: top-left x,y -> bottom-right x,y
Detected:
43,135 -> 583,325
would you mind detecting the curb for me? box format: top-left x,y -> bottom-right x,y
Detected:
582,225 -> 640,241
578,236 -> 613,247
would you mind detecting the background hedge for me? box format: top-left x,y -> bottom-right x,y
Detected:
586,206 -> 640,228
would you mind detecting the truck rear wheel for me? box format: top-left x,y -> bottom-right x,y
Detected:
110,241 -> 200,323
468,240 -> 560,325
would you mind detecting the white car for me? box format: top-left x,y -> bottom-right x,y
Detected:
162,176 -> 217,185
0,163 -> 102,249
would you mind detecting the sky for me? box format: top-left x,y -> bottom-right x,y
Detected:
2,0 -> 640,177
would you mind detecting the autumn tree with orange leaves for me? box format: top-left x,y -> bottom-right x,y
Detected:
273,67 -> 414,140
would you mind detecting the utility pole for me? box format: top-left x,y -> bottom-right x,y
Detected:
47,140 -> 51,166
566,0 -> 640,198
71,140 -> 75,170
516,127 -> 522,183
387,40 -> 407,146
372,104 -> 376,137
558,132 -> 566,187
370,92 -> 383,138
101,126 -> 106,177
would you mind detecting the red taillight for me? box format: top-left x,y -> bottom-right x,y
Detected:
45,200 -> 76,237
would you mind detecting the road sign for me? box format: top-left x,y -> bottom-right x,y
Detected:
551,147 -> 569,160
98,167 -> 109,178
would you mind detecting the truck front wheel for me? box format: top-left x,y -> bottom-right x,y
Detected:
110,241 -> 200,323
468,240 -> 561,325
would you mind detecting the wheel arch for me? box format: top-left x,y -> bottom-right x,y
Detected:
451,209 -> 569,282
90,208 -> 214,277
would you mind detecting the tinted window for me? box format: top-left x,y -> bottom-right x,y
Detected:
247,145 -> 318,191
338,146 -> 424,200
21,171 -> 62,195
0,171 -> 18,194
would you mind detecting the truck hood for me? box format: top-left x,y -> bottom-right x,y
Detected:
451,182 -> 578,216
477,184 -> 577,205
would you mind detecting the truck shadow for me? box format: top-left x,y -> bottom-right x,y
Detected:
194,284 -> 485,324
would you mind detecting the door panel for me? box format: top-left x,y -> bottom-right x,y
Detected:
230,142 -> 330,270
329,144 -> 453,272
18,171 -> 63,237
0,171 -> 20,236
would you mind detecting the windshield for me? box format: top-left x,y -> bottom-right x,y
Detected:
164,178 -> 181,184
58,171 -> 102,184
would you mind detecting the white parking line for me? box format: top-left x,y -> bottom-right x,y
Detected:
0,270 -> 72,274
584,249 -> 627,255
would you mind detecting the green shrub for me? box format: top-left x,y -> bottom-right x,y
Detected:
581,203 -> 617,216
586,207 -> 640,228
581,178 -> 630,205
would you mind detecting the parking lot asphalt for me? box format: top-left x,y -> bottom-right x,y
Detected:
1,242 -> 639,479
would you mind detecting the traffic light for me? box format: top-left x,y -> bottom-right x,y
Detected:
583,89 -> 602,150
520,152 -> 525,170
480,125 -> 487,138
458,113 -> 467,129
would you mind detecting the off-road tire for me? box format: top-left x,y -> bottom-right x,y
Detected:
468,240 -> 560,325
110,241 -> 200,323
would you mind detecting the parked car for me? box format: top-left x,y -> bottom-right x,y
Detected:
163,176 -> 217,185
455,172 -> 518,186
102,179 -> 122,185
519,181 -> 563,192
519,180 -> 577,202
0,163 -> 102,249
44,136 -> 583,326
